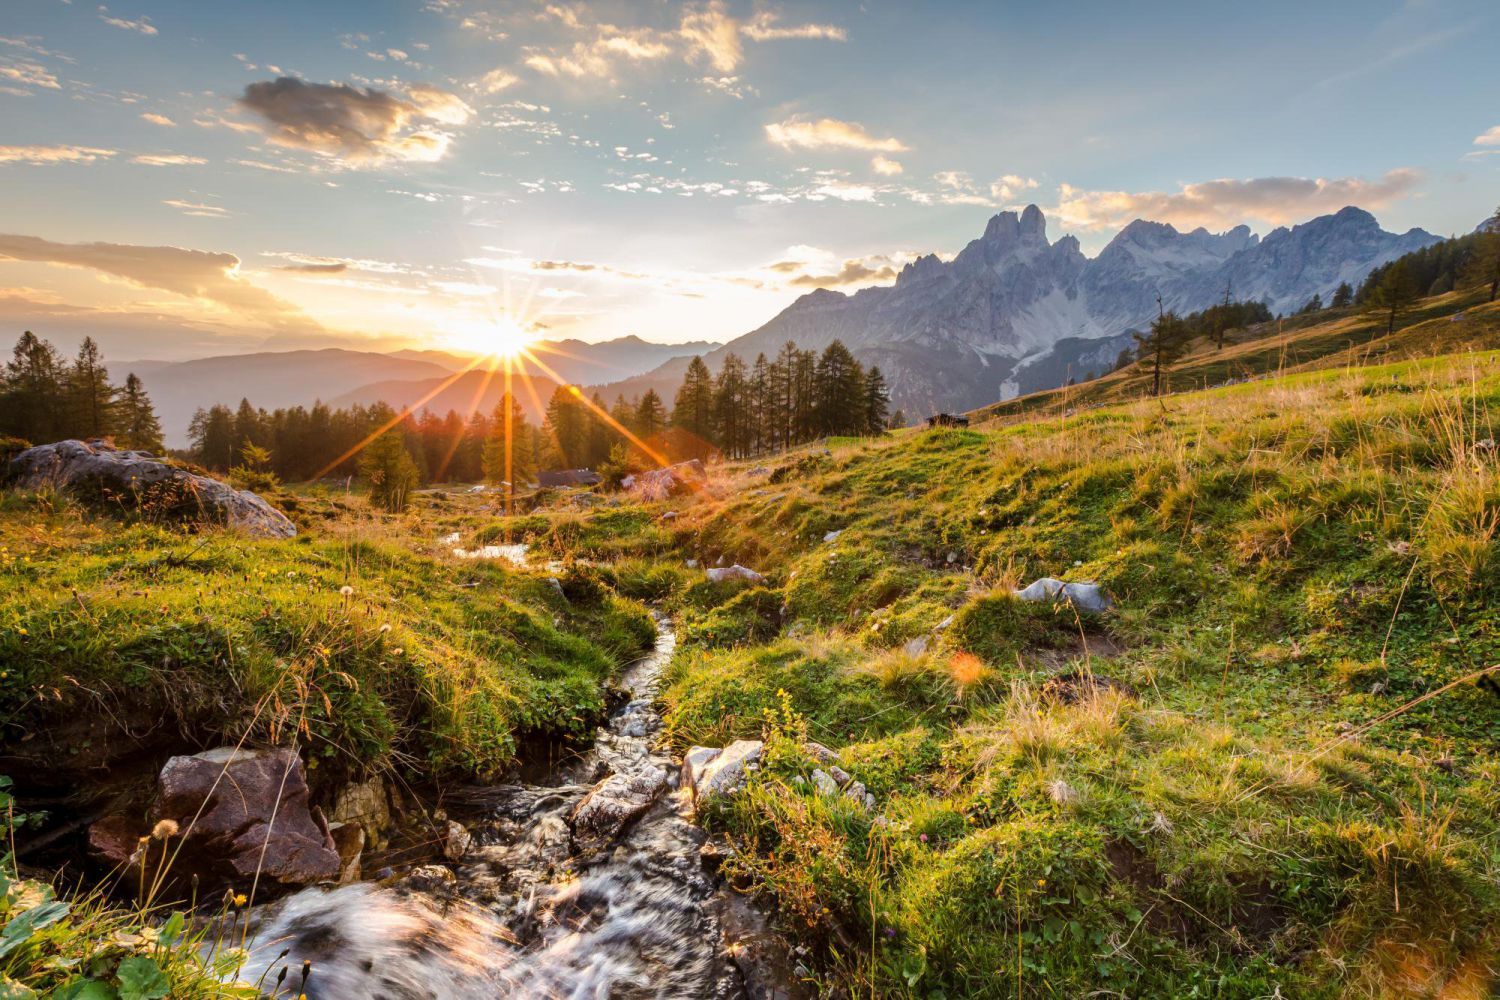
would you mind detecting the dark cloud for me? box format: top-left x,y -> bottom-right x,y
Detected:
788,259 -> 896,288
275,261 -> 348,273
237,77 -> 468,165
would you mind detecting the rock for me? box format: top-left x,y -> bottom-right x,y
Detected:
622,459 -> 706,499
87,813 -> 144,869
706,564 -> 764,584
827,765 -> 851,786
6,439 -> 295,538
328,822 -> 364,883
681,746 -> 722,799
811,769 -> 839,796
660,510 -> 679,521
1014,577 -> 1113,613
544,576 -> 567,600
843,780 -> 872,809
570,765 -> 669,852
822,530 -> 842,543
803,741 -> 838,764
149,747 -> 340,888
685,558 -> 699,569
692,740 -> 763,802
903,636 -> 929,657
935,613 -> 956,631
329,776 -> 391,842
442,820 -> 472,861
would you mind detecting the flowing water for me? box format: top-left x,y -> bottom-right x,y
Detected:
230,619 -> 802,999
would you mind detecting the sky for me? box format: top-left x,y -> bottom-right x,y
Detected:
1,0 -> 1498,362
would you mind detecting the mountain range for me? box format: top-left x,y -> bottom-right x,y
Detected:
592,205 -> 1440,417
133,335 -> 714,445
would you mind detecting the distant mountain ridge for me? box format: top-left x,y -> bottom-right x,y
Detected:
593,205 -> 1439,418
138,335 -> 717,445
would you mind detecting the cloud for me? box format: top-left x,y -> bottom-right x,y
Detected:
237,77 -> 469,166
0,233 -> 318,332
132,153 -> 207,166
765,117 -> 908,154
524,31 -> 672,78
679,3 -> 742,72
1053,170 -> 1424,230
140,112 -> 176,126
0,144 -> 116,165
991,174 -> 1039,200
98,11 -> 158,35
1475,125 -> 1500,147
0,61 -> 60,91
871,155 -> 903,176
474,68 -> 519,93
787,259 -> 895,287
809,181 -> 878,202
162,199 -> 228,217
276,261 -> 347,273
741,11 -> 846,42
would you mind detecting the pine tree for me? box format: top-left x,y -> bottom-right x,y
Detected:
117,373 -> 164,452
635,389 -> 666,440
863,366 -> 890,435
773,341 -> 798,450
482,393 -> 536,488
749,353 -> 772,456
1331,281 -> 1354,308
188,404 -> 236,470
1132,298 -> 1188,396
0,331 -> 66,444
889,408 -> 907,429
68,337 -> 116,439
1465,206 -> 1500,302
713,353 -> 749,458
1368,259 -> 1419,334
543,385 -> 589,468
359,413 -> 421,513
813,341 -> 866,436
672,356 -> 716,441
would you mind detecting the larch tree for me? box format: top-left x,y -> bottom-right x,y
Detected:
117,373 -> 164,452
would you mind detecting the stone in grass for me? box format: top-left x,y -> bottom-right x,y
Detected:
706,564 -> 765,584
1014,577 -> 1113,613
688,740 -> 763,802
6,439 -> 295,539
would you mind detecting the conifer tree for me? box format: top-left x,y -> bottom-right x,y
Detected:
863,366 -> 890,435
1368,259 -> 1419,334
117,373 -> 164,452
713,353 -> 749,457
482,393 -> 536,487
672,356 -> 716,440
1,331 -> 65,444
635,389 -> 666,440
188,404 -> 236,470
1133,298 -> 1188,397
1331,281 -> 1354,308
359,411 -> 421,513
68,337 -> 116,439
543,385 -> 589,468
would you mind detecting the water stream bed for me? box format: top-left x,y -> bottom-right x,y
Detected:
231,618 -> 803,999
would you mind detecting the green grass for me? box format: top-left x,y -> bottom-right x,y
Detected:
641,341 -> 1500,997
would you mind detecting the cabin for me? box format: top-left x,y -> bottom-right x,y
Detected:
927,413 -> 970,428
538,468 -> 601,488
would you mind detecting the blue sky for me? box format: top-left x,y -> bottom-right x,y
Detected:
1,0 -> 1497,360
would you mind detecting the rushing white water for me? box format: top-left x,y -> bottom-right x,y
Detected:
230,620 -> 799,999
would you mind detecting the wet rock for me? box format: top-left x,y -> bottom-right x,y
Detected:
570,765 -> 669,852
149,747 -> 340,888
1014,577 -> 1112,613
328,822 -> 364,883
329,776 -> 391,843
692,740 -> 763,802
443,820 -> 473,861
6,439 -> 296,538
706,564 -> 764,584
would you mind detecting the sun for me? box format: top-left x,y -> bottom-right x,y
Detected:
445,316 -> 533,359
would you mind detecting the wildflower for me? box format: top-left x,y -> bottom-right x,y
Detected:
1036,878 -> 1046,887
151,819 -> 179,839
918,833 -> 928,842
233,893 -> 248,907
339,585 -> 354,596
379,623 -> 392,634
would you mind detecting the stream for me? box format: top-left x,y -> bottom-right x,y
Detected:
229,617 -> 803,999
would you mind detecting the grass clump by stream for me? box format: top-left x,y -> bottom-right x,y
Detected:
0,492 -> 655,791
645,335 -> 1500,996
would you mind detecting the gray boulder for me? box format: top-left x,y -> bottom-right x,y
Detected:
6,439 -> 295,539
1014,577 -> 1112,613
706,564 -> 764,584
688,740 -> 762,803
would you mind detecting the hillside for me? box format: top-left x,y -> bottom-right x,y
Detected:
4,335 -> 1499,997
974,288 -> 1500,422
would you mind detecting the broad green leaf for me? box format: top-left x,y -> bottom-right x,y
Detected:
56,982 -> 118,1000
0,900 -> 71,959
0,975 -> 37,1000
115,957 -> 169,1000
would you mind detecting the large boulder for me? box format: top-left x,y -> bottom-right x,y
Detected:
147,747 -> 339,888
622,459 -> 707,499
6,439 -> 295,539
685,740 -> 763,804
570,765 -> 669,853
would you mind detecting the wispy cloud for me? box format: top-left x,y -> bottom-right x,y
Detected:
1052,170 -> 1423,230
98,10 -> 158,36
871,155 -> 903,176
473,68 -> 519,93
765,117 -> 907,153
163,198 -> 228,217
139,112 -> 176,126
0,144 -> 117,165
133,153 -> 207,166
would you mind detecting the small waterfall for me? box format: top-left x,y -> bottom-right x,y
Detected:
229,621 -> 799,999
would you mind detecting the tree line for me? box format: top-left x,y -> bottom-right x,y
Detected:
0,332 -> 163,451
